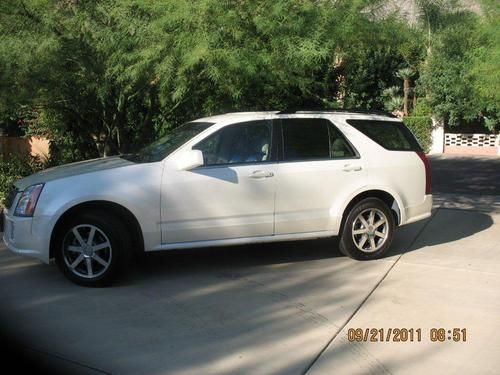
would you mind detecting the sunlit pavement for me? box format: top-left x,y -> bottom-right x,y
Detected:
1,155 -> 499,374
307,198 -> 500,375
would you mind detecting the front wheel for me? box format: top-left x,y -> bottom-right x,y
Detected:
55,211 -> 132,287
339,198 -> 395,260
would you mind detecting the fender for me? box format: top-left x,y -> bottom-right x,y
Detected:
330,185 -> 406,233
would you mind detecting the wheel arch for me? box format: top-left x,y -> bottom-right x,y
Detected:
49,200 -> 145,260
339,189 -> 402,235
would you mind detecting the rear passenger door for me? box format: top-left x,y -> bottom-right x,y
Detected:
274,117 -> 366,235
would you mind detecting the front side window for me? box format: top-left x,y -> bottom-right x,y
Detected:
281,118 -> 355,161
194,120 -> 272,166
125,121 -> 214,162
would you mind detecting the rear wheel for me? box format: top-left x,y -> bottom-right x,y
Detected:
55,211 -> 132,287
339,198 -> 395,260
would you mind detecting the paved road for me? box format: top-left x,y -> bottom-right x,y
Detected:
429,154 -> 500,195
1,155 -> 499,374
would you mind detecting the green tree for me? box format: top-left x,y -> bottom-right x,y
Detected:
467,1 -> 500,130
1,0 -> 358,158
2,0 -> 497,165
418,8 -> 499,129
415,0 -> 499,130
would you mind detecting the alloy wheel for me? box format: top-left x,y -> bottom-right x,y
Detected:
351,208 -> 389,253
62,224 -> 113,279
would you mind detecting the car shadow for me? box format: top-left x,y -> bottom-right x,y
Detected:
386,207 -> 494,257
122,206 -> 494,285
125,237 -> 342,282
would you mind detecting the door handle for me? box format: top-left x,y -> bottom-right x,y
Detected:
249,170 -> 274,178
342,164 -> 362,172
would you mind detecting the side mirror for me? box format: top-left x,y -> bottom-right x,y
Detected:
177,149 -> 204,170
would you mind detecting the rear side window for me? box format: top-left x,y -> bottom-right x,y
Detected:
347,120 -> 422,151
281,118 -> 356,161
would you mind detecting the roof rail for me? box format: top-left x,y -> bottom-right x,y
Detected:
277,109 -> 397,118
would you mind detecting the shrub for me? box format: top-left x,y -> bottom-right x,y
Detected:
412,98 -> 432,117
403,116 -> 432,153
0,153 -> 44,205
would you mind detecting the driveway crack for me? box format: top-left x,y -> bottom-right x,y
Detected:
22,346 -> 112,375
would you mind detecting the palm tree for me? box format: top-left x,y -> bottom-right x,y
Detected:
396,68 -> 415,116
385,96 -> 404,113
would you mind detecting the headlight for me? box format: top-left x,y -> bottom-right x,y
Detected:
14,183 -> 44,217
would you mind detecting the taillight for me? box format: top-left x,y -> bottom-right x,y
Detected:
416,151 -> 431,195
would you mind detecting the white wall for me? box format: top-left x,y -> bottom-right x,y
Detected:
428,117 -> 444,154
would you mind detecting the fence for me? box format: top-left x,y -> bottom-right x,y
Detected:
0,136 -> 49,161
444,133 -> 500,156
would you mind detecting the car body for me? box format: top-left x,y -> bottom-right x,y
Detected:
2,110 -> 432,286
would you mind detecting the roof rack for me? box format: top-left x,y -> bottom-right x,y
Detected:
277,109 -> 397,118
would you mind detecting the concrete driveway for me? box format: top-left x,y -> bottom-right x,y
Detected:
1,155 -> 499,374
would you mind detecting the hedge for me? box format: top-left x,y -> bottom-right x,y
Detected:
0,153 -> 44,205
403,116 -> 433,153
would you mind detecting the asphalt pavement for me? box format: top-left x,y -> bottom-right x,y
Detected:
1,154 -> 499,374
429,154 -> 500,195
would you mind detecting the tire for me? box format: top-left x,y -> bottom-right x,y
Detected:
339,198 -> 395,260
55,210 -> 132,287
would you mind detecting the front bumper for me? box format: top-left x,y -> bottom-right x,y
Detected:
2,209 -> 51,264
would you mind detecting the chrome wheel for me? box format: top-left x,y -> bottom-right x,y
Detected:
351,208 -> 389,253
62,224 -> 113,279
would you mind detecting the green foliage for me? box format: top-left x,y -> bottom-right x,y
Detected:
0,153 -> 44,204
417,4 -> 499,130
418,12 -> 478,125
342,46 -> 407,110
1,0 -> 354,158
467,5 -> 500,130
403,116 -> 433,152
396,68 -> 415,80
0,0 -> 498,164
384,96 -> 404,112
383,86 -> 401,99
412,97 -> 433,116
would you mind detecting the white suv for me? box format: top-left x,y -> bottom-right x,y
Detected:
2,111 -> 432,286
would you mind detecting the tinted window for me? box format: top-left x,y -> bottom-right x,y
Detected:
194,120 -> 272,166
282,118 -> 329,160
282,118 -> 355,161
347,120 -> 422,151
329,125 -> 356,158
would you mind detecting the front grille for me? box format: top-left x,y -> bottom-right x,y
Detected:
4,187 -> 18,209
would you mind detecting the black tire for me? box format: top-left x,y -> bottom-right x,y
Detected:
339,198 -> 395,260
55,210 -> 132,287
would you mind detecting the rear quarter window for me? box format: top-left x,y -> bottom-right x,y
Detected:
347,120 -> 422,151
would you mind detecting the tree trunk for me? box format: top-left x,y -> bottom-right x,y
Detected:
140,89 -> 157,146
92,129 -> 110,158
403,79 -> 410,116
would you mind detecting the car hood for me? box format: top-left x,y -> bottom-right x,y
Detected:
15,156 -> 135,190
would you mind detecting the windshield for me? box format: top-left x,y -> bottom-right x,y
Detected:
124,121 -> 214,162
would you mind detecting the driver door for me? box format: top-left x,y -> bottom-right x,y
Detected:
160,120 -> 276,244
